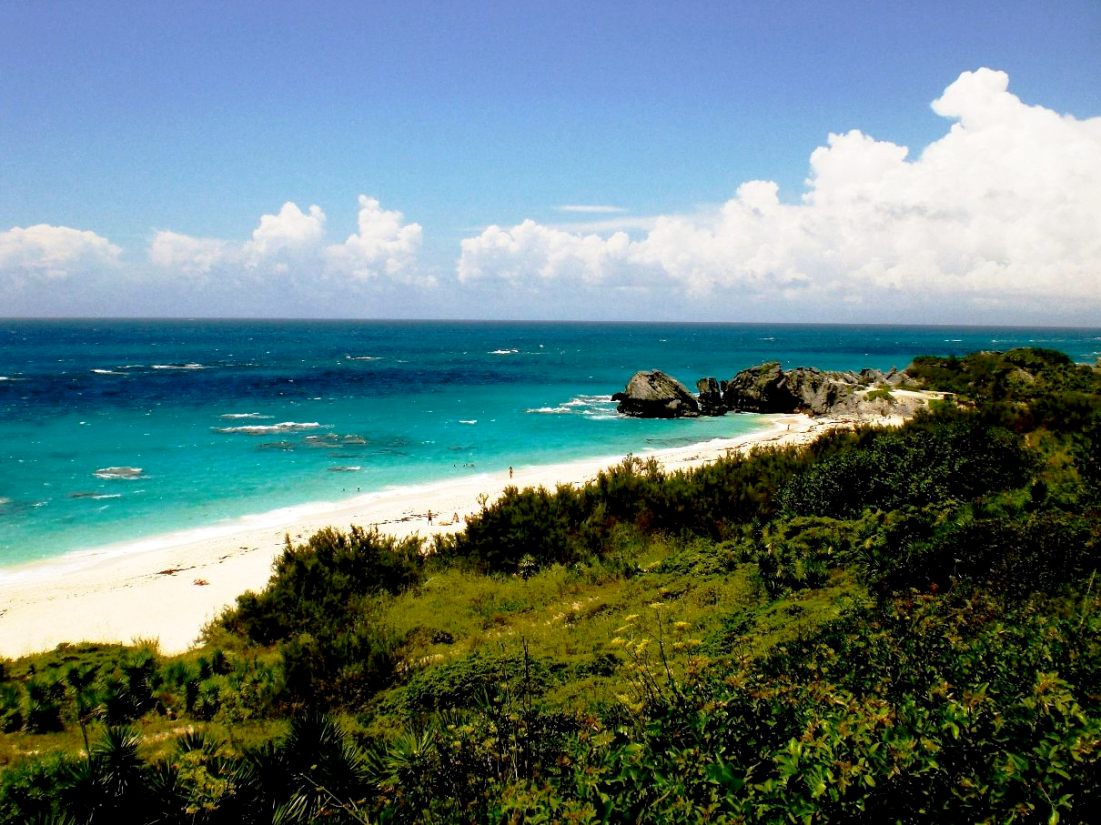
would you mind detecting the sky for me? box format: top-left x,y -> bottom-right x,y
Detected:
1,1 -> 1100,324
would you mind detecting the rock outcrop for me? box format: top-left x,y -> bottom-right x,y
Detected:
721,362 -> 794,413
613,371 -> 700,418
696,377 -> 726,416
613,362 -> 919,419
724,363 -> 916,417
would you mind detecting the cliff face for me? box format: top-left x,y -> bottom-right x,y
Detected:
615,363 -> 918,419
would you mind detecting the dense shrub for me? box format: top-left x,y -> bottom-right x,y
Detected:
2,347 -> 1100,824
220,526 -> 424,646
779,413 -> 1031,518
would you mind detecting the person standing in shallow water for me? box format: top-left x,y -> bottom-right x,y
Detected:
509,466 -> 513,479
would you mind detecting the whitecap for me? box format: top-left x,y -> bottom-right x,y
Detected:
489,348 -> 519,355
219,412 -> 273,420
0,496 -> 11,506
213,421 -> 324,435
327,466 -> 362,473
94,466 -> 144,480
345,354 -> 381,361
459,419 -> 478,425
152,362 -> 205,370
91,368 -> 125,375
525,406 -> 572,415
565,395 -> 616,407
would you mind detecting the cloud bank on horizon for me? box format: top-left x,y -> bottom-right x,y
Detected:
2,69 -> 1099,323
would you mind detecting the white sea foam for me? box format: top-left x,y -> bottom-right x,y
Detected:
219,412 -> 273,420
70,492 -> 123,500
345,354 -> 381,361
91,368 -> 125,375
152,363 -> 205,370
214,421 -> 324,435
527,394 -> 617,416
489,348 -> 519,355
566,395 -> 616,407
327,466 -> 362,472
459,419 -> 478,425
94,466 -> 144,480
0,497 -> 10,506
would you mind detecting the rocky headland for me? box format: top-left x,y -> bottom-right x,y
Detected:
614,361 -> 929,419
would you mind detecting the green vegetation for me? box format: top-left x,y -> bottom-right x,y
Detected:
1,347 -> 1099,823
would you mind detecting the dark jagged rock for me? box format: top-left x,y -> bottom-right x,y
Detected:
722,362 -> 913,417
696,377 -> 726,416
721,362 -> 795,413
614,362 -> 921,421
613,370 -> 700,418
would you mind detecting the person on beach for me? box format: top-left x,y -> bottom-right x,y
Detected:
427,509 -> 433,524
509,465 -> 513,479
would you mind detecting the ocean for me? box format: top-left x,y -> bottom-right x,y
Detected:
1,320 -> 1099,568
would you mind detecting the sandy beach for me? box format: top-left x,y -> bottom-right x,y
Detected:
0,411 -> 899,658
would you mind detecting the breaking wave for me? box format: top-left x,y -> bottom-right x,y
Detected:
526,394 -> 618,418
213,421 -> 325,435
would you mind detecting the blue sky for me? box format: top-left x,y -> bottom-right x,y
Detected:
1,1 -> 1099,322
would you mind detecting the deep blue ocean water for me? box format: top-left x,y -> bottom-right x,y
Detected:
1,320 -> 1099,568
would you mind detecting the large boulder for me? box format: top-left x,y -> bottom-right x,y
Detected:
613,370 -> 700,418
783,367 -> 857,415
721,362 -> 796,413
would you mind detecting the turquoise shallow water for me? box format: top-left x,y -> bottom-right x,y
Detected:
1,320 -> 1099,567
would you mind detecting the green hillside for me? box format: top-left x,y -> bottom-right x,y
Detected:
2,348 -> 1099,823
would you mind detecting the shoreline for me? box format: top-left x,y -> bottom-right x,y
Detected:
0,411 -> 890,658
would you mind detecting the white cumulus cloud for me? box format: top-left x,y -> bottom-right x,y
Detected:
458,219 -> 633,285
244,202 -> 326,265
149,196 -> 423,283
324,195 -> 425,283
458,68 -> 1101,319
148,230 -> 233,275
0,224 -> 121,279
